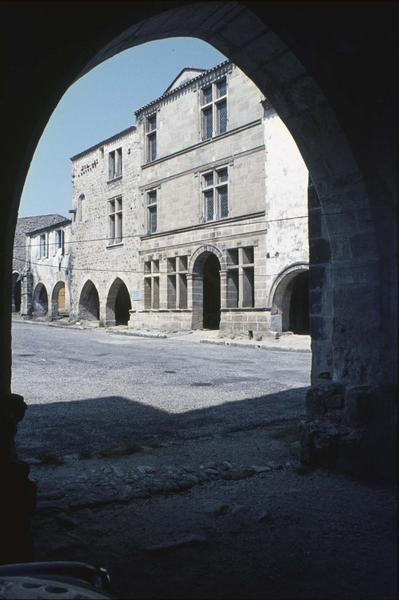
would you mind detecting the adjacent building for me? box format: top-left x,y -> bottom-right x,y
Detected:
12,214 -> 71,319
15,61 -> 309,338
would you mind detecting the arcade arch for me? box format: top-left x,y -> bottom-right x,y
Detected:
78,280 -> 100,321
106,278 -> 131,326
33,283 -> 48,316
270,264 -> 309,335
51,281 -> 67,318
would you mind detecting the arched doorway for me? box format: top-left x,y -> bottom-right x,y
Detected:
33,283 -> 48,316
203,254 -> 221,329
106,278 -> 131,325
270,264 -> 309,334
289,271 -> 309,334
51,281 -> 67,318
12,272 -> 21,313
78,280 -> 100,321
192,250 -> 221,330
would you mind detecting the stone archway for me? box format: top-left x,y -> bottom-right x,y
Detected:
0,7 -> 396,554
78,280 -> 100,321
11,272 -> 21,313
51,281 -> 67,318
33,283 -> 48,316
269,264 -> 309,334
191,248 -> 223,330
106,278 -> 131,326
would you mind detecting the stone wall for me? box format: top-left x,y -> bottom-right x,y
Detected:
69,128 -> 142,324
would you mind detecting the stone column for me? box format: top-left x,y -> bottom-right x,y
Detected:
20,270 -> 33,317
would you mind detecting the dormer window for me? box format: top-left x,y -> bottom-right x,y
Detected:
146,113 -> 157,162
201,77 -> 227,140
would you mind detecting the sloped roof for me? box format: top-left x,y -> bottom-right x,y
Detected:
163,67 -> 207,94
135,60 -> 231,116
17,214 -> 69,234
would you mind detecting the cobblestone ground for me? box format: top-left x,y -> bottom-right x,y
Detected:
11,322 -> 397,599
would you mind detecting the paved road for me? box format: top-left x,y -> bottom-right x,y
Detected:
12,322 -> 311,458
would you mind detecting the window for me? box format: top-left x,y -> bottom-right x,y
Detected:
147,190 -> 157,234
55,229 -> 64,255
167,255 -> 188,309
200,77 -> 227,140
78,194 -> 85,222
144,260 -> 160,309
108,196 -> 123,244
202,167 -> 229,222
39,233 -> 48,258
226,247 -> 255,308
108,148 -> 122,180
146,113 -> 157,162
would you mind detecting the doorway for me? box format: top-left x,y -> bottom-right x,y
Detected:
203,254 -> 221,329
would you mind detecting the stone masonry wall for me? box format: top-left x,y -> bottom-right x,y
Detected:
69,128 -> 142,324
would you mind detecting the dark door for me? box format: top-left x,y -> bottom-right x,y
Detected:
203,254 -> 221,329
289,271 -> 309,334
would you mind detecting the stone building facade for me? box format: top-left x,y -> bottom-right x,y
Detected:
69,127 -> 141,326
11,214 -> 71,317
44,61 -> 309,337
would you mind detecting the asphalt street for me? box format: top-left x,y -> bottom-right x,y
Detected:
12,321 -> 311,458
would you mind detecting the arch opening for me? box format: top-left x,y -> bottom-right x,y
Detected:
270,265 -> 309,334
51,281 -> 67,318
106,278 -> 131,326
192,251 -> 221,330
289,271 -> 309,334
33,283 -> 48,316
78,280 -> 100,321
12,272 -> 21,313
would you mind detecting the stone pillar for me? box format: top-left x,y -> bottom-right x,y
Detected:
191,273 -> 203,329
20,270 -> 33,317
220,269 -> 227,309
0,393 -> 36,563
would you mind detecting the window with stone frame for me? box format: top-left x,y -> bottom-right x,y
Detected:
202,166 -> 229,222
39,233 -> 48,258
55,229 -> 65,255
146,113 -> 157,162
108,196 -> 123,245
226,246 -> 255,308
167,255 -> 188,309
200,77 -> 227,141
108,147 -> 122,180
144,259 -> 160,309
147,190 -> 157,234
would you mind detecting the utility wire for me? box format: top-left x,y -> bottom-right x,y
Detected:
13,254 -> 395,279
12,207 -> 371,249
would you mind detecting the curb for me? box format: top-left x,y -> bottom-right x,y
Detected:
106,330 -> 168,339
199,339 -> 311,353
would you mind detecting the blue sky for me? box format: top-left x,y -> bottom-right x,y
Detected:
19,38 -> 226,218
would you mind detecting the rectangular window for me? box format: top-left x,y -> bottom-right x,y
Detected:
216,99 -> 227,134
200,77 -> 227,140
55,229 -> 64,255
144,259 -> 161,309
226,246 -> 255,308
39,233 -> 48,258
146,114 -> 157,162
166,255 -> 188,309
147,190 -> 157,234
202,107 -> 213,140
108,196 -> 123,244
108,148 -> 122,180
202,166 -> 229,222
